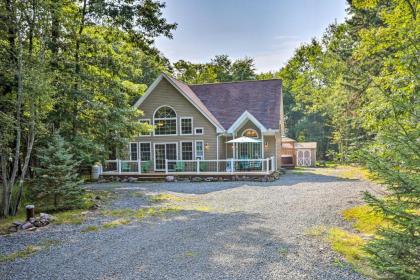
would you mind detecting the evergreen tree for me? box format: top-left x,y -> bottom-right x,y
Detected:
32,133 -> 84,211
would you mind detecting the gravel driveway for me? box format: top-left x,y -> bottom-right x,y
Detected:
0,169 -> 381,280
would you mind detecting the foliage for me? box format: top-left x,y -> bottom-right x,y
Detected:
32,133 -> 84,211
173,55 -> 257,84
0,0 -> 176,217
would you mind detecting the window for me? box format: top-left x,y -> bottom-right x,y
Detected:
194,127 -> 204,135
154,106 -> 177,135
181,142 -> 193,160
139,142 -> 151,161
242,129 -> 258,138
195,140 -> 204,160
129,142 -> 138,160
139,119 -> 152,136
180,117 -> 193,135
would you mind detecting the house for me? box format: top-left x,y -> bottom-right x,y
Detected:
100,73 -> 316,176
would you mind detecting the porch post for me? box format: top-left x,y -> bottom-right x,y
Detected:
165,159 -> 168,174
230,158 -> 234,174
271,156 -> 275,172
261,135 -> 264,158
118,159 -> 121,174
138,159 -> 141,174
197,159 -> 200,174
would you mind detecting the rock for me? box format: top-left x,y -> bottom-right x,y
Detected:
165,175 -> 176,182
128,177 -> 137,183
29,217 -> 36,223
95,195 -> 101,200
33,220 -> 43,227
12,221 -> 22,226
21,222 -> 34,230
40,213 -> 50,220
8,225 -> 18,233
191,177 -> 203,182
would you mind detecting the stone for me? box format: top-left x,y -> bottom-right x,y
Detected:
165,175 -> 176,182
191,177 -> 203,182
40,213 -> 50,220
8,225 -> 18,233
29,217 -> 36,223
33,220 -> 43,227
21,222 -> 34,230
128,177 -> 137,183
12,221 -> 22,226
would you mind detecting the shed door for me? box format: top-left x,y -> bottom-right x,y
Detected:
297,150 -> 311,166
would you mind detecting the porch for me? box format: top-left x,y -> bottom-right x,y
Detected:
99,157 -> 276,176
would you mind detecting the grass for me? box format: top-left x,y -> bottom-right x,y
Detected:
327,227 -> 368,264
102,218 -> 131,229
0,213 -> 26,235
102,206 -> 182,221
54,209 -> 89,225
342,205 -> 388,235
0,239 -> 60,263
0,245 -> 42,263
304,225 -> 328,237
148,193 -> 186,203
305,204 -> 389,278
81,225 -> 99,232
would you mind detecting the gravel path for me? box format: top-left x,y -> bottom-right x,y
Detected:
0,169 -> 381,280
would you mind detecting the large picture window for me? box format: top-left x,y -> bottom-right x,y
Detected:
181,142 -> 193,160
180,117 -> 193,135
139,142 -> 151,161
154,106 -> 177,135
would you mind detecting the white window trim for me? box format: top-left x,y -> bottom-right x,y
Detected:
195,140 -> 205,160
180,141 -> 194,160
153,142 -> 178,171
139,141 -> 152,161
139,119 -> 152,137
153,105 -> 177,136
242,128 -> 259,138
194,127 -> 204,135
129,142 -> 138,160
180,117 -> 193,136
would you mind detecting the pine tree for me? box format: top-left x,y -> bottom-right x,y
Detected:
361,121 -> 420,279
32,133 -> 84,211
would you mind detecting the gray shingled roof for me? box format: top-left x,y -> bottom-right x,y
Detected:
164,74 -> 223,129
189,79 -> 282,130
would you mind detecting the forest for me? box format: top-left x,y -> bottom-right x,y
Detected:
0,0 -> 418,278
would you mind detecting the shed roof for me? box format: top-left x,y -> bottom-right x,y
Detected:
295,142 -> 317,149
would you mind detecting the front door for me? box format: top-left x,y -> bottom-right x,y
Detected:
154,143 -> 177,171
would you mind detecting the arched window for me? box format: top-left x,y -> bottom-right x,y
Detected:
242,129 -> 259,138
154,106 -> 177,135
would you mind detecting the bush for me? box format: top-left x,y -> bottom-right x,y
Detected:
31,133 -> 84,211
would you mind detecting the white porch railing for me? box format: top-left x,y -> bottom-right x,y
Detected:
100,160 -> 152,175
165,157 -> 275,175
99,157 -> 276,175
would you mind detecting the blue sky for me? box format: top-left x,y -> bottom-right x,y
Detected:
155,0 -> 348,73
